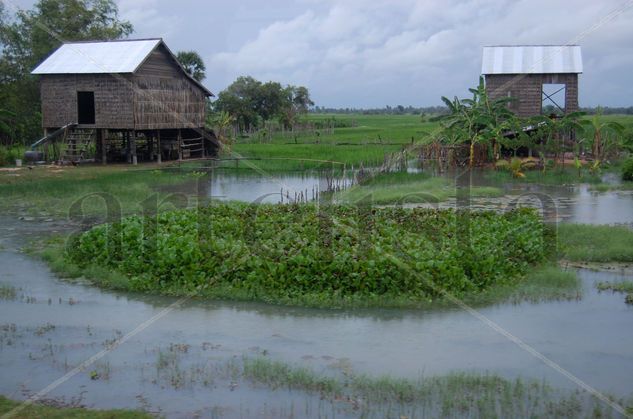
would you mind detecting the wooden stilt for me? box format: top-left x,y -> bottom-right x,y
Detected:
131,130 -> 137,165
103,129 -> 109,164
148,130 -> 154,162
125,131 -> 131,164
157,130 -> 162,164
177,129 -> 182,161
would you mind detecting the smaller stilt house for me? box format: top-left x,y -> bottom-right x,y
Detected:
31,38 -> 216,164
482,45 -> 582,117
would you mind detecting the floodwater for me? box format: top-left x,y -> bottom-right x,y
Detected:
1,170 -> 633,417
200,168 -> 633,225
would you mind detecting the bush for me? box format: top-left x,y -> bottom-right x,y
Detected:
622,158 -> 633,181
66,205 -> 546,302
0,145 -> 25,166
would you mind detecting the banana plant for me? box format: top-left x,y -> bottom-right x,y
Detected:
436,77 -> 516,167
208,111 -> 235,152
580,113 -> 624,160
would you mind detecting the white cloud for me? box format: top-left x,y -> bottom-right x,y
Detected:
117,0 -> 182,39
123,0 -> 633,107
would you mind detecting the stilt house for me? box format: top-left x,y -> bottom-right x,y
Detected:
482,45 -> 582,117
31,38 -> 216,163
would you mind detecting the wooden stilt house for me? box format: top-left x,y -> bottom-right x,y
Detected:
31,38 -> 217,163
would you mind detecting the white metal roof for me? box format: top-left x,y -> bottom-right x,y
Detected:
481,45 -> 582,75
32,39 -> 162,74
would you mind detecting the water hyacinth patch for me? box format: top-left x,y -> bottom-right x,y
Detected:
66,204 -> 546,304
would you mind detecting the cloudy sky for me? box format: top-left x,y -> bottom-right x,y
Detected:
8,0 -> 633,107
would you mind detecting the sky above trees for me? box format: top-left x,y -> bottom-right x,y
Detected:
8,0 -> 633,108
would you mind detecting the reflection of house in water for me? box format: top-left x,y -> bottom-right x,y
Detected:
31,38 -> 217,163
482,45 -> 583,117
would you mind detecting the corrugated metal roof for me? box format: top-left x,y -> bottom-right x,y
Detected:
482,45 -> 582,75
32,39 -> 161,74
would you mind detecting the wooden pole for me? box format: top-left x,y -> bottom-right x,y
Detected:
177,129 -> 182,161
102,129 -> 108,165
131,130 -> 137,165
157,130 -> 162,164
148,130 -> 154,162
125,131 -> 131,164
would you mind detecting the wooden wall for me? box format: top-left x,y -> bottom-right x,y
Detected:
41,74 -> 135,129
133,45 -> 207,130
484,73 -> 579,117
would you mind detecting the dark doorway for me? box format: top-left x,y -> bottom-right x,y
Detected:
77,91 -> 95,125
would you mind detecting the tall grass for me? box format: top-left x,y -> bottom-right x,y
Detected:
336,172 -> 503,204
558,224 -> 633,263
240,357 -> 628,418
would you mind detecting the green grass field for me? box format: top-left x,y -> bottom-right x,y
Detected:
224,114 -> 436,170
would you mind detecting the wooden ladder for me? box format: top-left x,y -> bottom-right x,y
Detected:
60,128 -> 95,163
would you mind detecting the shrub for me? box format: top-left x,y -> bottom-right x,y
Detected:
66,204 -> 546,302
622,158 -> 633,181
0,145 -> 25,166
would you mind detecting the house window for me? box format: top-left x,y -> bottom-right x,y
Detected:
542,84 -> 566,116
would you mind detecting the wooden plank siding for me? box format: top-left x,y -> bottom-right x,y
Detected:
132,45 -> 207,130
41,74 -> 135,129
485,73 -> 579,117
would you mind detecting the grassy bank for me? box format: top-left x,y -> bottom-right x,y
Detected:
0,396 -> 149,418
0,164 -> 198,217
53,204 -> 551,308
484,166 -> 604,185
335,172 -> 503,204
558,224 -> 633,263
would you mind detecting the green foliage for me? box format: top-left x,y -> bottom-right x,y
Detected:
213,76 -> 313,130
0,0 -> 133,145
0,144 -> 25,166
66,205 -> 546,305
175,50 -> 206,82
622,158 -> 633,181
558,224 -> 633,263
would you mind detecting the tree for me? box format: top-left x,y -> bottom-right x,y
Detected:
0,0 -> 133,144
176,51 -> 206,82
213,76 -> 313,131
